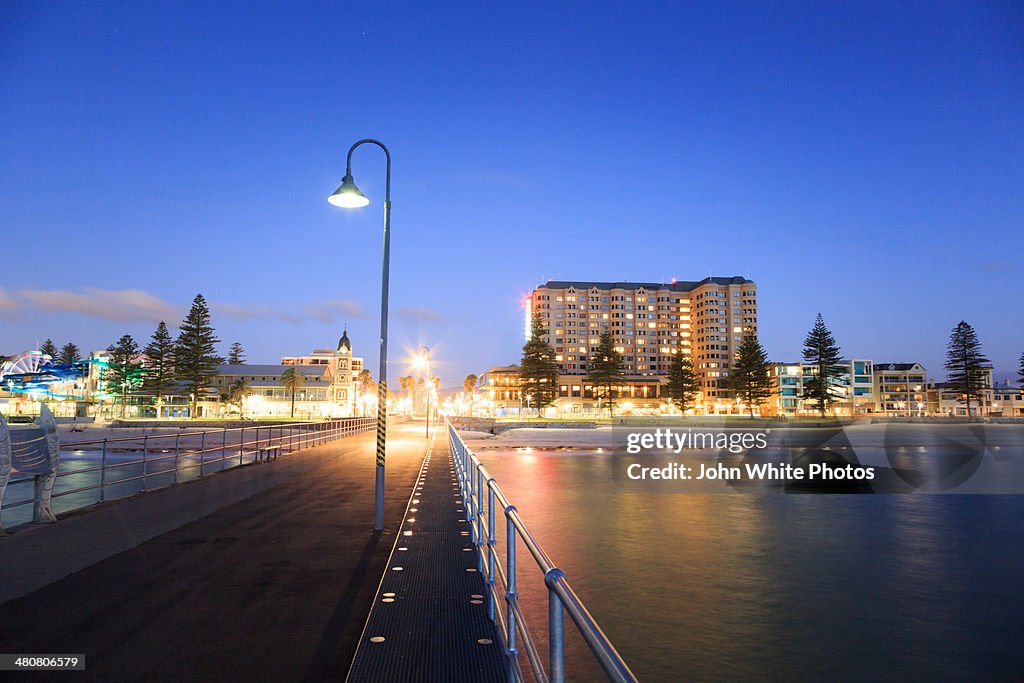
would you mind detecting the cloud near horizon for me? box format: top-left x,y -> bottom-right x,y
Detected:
0,288 -> 17,309
0,288 -> 374,328
18,288 -> 182,323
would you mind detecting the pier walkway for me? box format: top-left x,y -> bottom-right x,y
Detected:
347,434 -> 505,681
0,421 -> 430,680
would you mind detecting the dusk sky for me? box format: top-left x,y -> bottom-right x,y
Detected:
2,1 -> 1021,385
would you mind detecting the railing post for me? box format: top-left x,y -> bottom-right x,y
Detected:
487,483 -> 496,622
199,431 -> 206,477
469,461 -> 477,540
222,428 -> 228,467
505,507 -> 518,680
476,466 -> 485,571
547,570 -> 566,683
141,435 -> 148,491
239,427 -> 244,464
99,438 -> 108,502
174,433 -> 180,484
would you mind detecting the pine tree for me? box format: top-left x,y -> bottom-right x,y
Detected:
227,342 -> 246,365
39,338 -> 58,360
57,342 -> 81,364
143,321 -> 175,414
587,331 -> 626,417
1019,351 -> 1024,388
106,335 -> 144,418
944,321 -> 990,417
175,294 -> 224,417
802,313 -> 843,417
519,312 -> 559,415
665,348 -> 700,414
726,334 -> 773,417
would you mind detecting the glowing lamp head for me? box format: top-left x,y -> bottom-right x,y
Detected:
328,173 -> 370,208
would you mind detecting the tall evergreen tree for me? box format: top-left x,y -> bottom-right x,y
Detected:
227,342 -> 246,365
39,338 -> 58,360
280,367 -> 305,418
57,342 -> 81,364
106,335 -> 144,418
587,331 -> 626,417
802,313 -> 843,417
175,294 -> 224,417
143,321 -> 175,414
665,349 -> 700,414
726,333 -> 773,417
519,312 -> 559,415
944,321 -> 990,417
1019,351 -> 1024,388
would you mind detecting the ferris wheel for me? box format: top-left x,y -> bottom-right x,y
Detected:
0,350 -> 53,383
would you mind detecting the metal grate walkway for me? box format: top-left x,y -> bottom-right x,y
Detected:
346,434 -> 506,682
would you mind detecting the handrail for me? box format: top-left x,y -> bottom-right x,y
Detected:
1,417 -> 377,525
447,420 -> 637,683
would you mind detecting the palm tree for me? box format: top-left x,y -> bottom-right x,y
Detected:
357,369 -> 375,416
464,374 -> 478,414
279,367 -> 305,418
228,378 -> 251,417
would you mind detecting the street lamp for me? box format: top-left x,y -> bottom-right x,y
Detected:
328,138 -> 391,531
415,346 -> 431,438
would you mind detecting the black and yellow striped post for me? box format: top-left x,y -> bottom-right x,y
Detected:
328,138 -> 392,531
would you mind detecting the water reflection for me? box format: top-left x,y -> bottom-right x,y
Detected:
479,449 -> 1024,681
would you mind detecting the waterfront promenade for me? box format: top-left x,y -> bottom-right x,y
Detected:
0,421 -> 431,680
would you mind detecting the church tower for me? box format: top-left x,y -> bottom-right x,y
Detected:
333,327 -> 354,414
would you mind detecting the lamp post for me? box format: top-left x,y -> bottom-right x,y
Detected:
328,138 -> 391,531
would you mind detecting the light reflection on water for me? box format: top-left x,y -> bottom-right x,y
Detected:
478,449 -> 1024,682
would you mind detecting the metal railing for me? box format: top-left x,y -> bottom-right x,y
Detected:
448,421 -> 637,683
1,418 -> 376,525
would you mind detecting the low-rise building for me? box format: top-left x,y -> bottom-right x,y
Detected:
873,362 -> 928,416
212,328 -> 368,417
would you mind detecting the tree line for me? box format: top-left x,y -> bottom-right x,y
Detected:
516,310 -> 1010,418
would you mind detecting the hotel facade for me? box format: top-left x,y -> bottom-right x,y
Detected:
527,277 -> 757,415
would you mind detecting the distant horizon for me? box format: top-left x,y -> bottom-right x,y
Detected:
3,281 -> 1019,387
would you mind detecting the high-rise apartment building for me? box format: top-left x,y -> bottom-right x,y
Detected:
528,277 -> 757,411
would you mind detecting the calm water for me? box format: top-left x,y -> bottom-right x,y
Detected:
477,449 -> 1024,682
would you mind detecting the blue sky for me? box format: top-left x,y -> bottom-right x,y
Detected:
1,1 -> 1022,384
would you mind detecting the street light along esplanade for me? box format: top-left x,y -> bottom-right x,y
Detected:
328,138 -> 391,531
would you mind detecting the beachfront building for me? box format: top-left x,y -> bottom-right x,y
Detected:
873,363 -> 928,416
528,277 -> 757,415
926,366 -> 997,417
477,365 -> 522,417
766,359 -> 877,417
992,382 -> 1024,417
212,329 -> 368,417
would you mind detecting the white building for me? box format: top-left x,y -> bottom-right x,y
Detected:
213,328 -> 368,417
